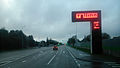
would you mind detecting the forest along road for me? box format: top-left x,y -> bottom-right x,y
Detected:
0,45 -> 120,68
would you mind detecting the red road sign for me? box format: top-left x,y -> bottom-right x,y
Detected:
71,10 -> 102,54
72,11 -> 101,22
93,21 -> 100,29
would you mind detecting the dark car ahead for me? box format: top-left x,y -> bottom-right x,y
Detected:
53,46 -> 58,50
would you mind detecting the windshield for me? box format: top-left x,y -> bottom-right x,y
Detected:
0,0 -> 120,68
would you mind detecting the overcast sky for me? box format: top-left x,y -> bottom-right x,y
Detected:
0,0 -> 120,42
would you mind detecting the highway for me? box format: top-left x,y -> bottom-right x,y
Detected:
0,45 -> 120,68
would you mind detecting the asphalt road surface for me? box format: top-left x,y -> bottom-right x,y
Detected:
0,45 -> 120,68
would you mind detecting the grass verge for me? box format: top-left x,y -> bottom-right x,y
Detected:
70,46 -> 91,54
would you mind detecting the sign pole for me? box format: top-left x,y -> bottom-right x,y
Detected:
91,21 -> 103,54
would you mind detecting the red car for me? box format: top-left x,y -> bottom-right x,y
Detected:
53,46 -> 58,50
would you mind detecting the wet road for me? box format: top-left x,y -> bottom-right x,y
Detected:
0,45 -> 120,68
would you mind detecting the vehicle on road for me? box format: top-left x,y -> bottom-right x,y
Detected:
53,45 -> 58,50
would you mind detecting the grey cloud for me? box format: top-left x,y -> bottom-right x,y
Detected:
0,0 -> 120,42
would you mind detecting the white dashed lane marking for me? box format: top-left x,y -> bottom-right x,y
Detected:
63,51 -> 65,53
47,51 -> 58,65
22,60 -> 26,63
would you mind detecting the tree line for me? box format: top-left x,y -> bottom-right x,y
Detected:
67,33 -> 112,46
0,28 -> 37,51
38,37 -> 60,47
0,28 -> 62,51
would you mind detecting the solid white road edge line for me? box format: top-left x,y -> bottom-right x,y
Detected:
66,47 -> 80,68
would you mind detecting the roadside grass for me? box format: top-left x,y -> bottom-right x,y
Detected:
103,46 -> 120,51
68,45 -> 120,61
68,44 -> 120,59
69,44 -> 120,52
70,45 -> 120,53
70,46 -> 91,54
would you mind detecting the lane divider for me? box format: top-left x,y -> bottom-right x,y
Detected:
59,49 -> 62,55
22,60 -> 26,63
47,51 -> 58,65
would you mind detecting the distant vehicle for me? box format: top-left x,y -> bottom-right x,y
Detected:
53,45 -> 58,50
